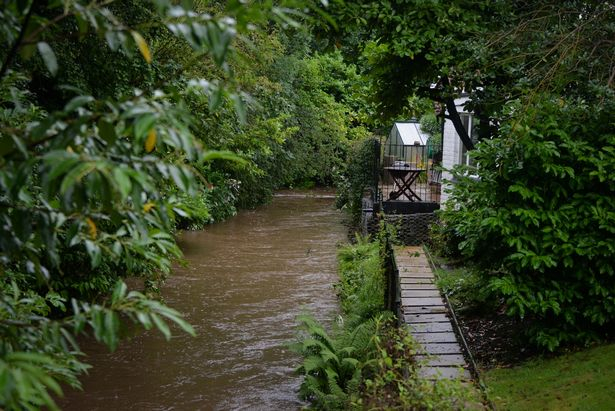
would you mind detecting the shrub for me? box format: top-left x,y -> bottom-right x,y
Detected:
335,137 -> 380,224
293,315 -> 366,410
438,93 -> 615,350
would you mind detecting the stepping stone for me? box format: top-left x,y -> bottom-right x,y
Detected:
415,354 -> 466,367
419,342 -> 464,355
399,277 -> 434,284
402,283 -> 439,290
413,332 -> 459,343
402,289 -> 441,298
401,297 -> 444,307
408,321 -> 454,333
403,306 -> 448,314
398,270 -> 434,278
404,313 -> 450,323
419,366 -> 471,380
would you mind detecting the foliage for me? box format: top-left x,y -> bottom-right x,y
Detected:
437,93 -> 615,350
321,0 -> 493,122
360,317 -> 479,410
0,0 -> 334,407
0,279 -> 194,411
420,112 -> 442,147
335,137 -> 379,224
434,264 -> 491,314
295,236 -> 384,409
293,314 -> 365,410
483,344 -> 615,411
188,31 -> 371,210
336,235 -> 384,327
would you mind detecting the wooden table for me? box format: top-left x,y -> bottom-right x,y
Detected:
384,166 -> 425,201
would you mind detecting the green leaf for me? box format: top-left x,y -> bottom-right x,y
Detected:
37,42 -> 58,76
64,95 -> 94,112
112,168 -> 132,200
98,119 -> 117,144
150,313 -> 171,340
111,281 -> 128,304
60,163 -> 95,194
201,150 -> 246,164
230,93 -> 247,123
84,240 -> 102,268
134,114 -> 156,139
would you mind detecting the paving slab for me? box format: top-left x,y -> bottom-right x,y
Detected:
398,270 -> 434,278
419,367 -> 472,380
395,246 -> 472,382
401,283 -> 439,290
404,313 -> 450,323
419,342 -> 464,355
402,289 -> 441,298
401,297 -> 445,307
413,332 -> 459,343
408,321 -> 454,333
415,354 -> 466,367
403,305 -> 448,314
399,277 -> 434,284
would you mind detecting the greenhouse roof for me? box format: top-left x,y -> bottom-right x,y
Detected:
393,122 -> 428,146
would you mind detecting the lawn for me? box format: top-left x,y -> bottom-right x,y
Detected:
483,344 -> 615,410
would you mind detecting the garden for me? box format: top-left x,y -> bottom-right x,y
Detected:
1,0 -> 614,409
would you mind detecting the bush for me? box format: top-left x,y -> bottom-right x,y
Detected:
437,93 -> 615,350
335,137 -> 380,224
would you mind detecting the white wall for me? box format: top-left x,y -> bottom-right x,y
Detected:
440,97 -> 469,204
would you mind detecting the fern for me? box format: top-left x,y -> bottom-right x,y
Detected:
293,314 -> 364,410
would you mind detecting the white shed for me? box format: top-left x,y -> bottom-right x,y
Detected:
384,121 -> 429,166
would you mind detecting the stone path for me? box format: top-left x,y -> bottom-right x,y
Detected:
395,246 -> 472,380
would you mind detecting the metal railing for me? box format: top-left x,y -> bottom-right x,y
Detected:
381,227 -> 402,322
380,143 -> 442,204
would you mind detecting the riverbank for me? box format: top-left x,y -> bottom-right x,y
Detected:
274,187 -> 337,199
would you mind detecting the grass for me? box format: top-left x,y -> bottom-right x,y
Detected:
483,344 -> 615,410
432,261 -> 491,314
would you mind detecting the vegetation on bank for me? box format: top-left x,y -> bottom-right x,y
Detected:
294,235 -> 478,410
2,0 -> 614,408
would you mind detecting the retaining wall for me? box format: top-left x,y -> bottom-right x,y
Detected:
361,209 -> 438,246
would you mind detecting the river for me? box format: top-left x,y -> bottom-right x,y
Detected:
60,193 -> 346,410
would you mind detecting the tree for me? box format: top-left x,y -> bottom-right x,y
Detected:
0,0 -> 318,407
321,0 -> 498,148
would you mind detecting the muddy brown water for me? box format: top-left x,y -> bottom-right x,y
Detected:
60,194 -> 346,410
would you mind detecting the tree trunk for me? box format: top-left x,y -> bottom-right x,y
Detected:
444,98 -> 474,151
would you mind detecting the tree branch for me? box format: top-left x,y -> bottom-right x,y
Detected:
0,3 -> 35,81
440,77 -> 474,151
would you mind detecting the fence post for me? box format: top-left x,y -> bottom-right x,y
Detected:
382,227 -> 401,322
